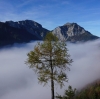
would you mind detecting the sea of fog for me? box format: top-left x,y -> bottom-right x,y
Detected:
0,39 -> 100,99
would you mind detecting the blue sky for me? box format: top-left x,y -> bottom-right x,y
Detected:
0,0 -> 100,36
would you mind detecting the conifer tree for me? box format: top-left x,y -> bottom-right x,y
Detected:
26,32 -> 72,99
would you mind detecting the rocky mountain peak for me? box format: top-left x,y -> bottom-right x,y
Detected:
52,23 -> 99,42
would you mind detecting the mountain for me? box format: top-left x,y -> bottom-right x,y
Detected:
52,23 -> 99,42
0,20 -> 99,47
0,20 -> 49,47
6,20 -> 49,39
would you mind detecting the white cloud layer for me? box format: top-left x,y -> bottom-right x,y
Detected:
0,39 -> 100,99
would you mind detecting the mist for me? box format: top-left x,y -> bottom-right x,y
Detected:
0,39 -> 100,99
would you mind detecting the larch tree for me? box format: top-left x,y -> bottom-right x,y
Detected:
26,32 -> 72,99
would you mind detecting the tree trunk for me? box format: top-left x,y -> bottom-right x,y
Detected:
51,66 -> 54,99
50,41 -> 54,99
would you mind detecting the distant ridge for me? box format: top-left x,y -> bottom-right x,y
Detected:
5,20 -> 49,39
0,20 -> 49,47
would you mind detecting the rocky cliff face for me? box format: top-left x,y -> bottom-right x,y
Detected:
52,23 -> 99,42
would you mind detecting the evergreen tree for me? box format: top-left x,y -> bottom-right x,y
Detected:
56,85 -> 76,99
26,33 -> 72,99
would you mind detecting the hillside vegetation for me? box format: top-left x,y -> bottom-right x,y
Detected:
56,81 -> 100,99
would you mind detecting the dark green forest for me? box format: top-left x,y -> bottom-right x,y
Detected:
56,81 -> 100,99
